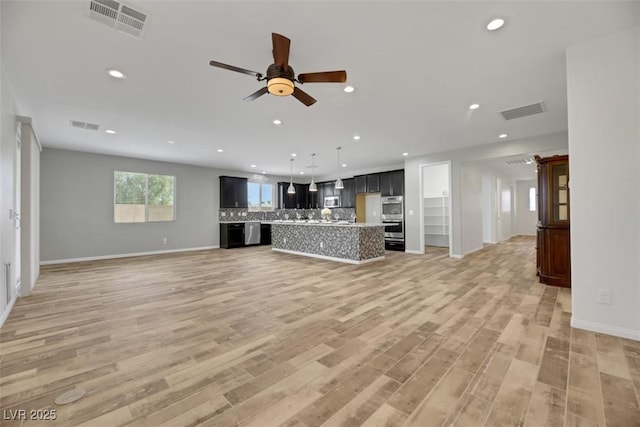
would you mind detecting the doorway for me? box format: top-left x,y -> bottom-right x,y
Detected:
420,162 -> 451,255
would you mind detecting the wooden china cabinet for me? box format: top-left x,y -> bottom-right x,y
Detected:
535,155 -> 571,288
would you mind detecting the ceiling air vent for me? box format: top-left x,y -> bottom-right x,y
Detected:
505,158 -> 535,166
499,102 -> 546,120
70,120 -> 100,131
87,0 -> 149,38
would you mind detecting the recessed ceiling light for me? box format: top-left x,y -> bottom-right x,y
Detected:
168,140 -> 176,144
342,163 -> 347,167
105,129 -> 116,134
107,69 -> 126,79
273,119 -> 282,125
217,148 -> 224,152
353,135 -> 360,141
499,134 -> 508,139
261,171 -> 266,174
344,86 -> 355,93
299,171 -> 304,175
487,18 -> 505,31
291,153 -> 297,157
402,152 -> 409,156
250,164 -> 256,168
469,103 -> 480,110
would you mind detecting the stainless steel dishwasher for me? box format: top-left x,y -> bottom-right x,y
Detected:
244,222 -> 261,246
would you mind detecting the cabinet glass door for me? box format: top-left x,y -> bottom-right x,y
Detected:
551,163 -> 569,222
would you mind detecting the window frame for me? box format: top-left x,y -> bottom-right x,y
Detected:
114,170 -> 177,223
247,180 -> 274,212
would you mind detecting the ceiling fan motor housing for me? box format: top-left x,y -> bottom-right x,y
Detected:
267,64 -> 295,96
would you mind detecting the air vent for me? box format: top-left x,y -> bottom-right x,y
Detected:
499,102 -> 546,120
87,0 -> 149,38
70,120 -> 100,130
505,158 -> 535,166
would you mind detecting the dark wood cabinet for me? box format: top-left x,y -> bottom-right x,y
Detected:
315,183 -> 325,208
380,170 -> 404,196
367,174 -> 380,193
260,223 -> 272,245
220,176 -> 248,208
342,178 -> 355,208
535,155 -> 570,288
323,182 -> 334,197
278,182 -> 309,209
355,176 -> 367,194
220,222 -> 244,248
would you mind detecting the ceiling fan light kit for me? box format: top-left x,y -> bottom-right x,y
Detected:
267,77 -> 294,96
209,33 -> 347,107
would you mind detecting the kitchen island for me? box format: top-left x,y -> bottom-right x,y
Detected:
270,221 -> 385,264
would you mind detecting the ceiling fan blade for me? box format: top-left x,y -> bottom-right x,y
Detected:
209,60 -> 262,78
272,33 -> 291,70
297,70 -> 347,84
292,87 -> 317,107
243,86 -> 269,101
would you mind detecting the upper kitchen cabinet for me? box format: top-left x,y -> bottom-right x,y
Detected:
278,182 -> 308,209
341,178 -> 356,208
355,176 -> 367,194
380,170 -> 405,196
220,176 -> 248,208
367,174 -> 380,193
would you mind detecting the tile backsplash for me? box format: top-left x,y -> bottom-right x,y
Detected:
219,208 -> 356,222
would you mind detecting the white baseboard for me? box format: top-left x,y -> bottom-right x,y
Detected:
405,249 -> 424,255
450,254 -> 463,259
272,248 -> 385,265
571,317 -> 640,341
0,296 -> 17,328
40,246 -> 219,265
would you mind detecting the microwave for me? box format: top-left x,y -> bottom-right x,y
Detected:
324,196 -> 341,208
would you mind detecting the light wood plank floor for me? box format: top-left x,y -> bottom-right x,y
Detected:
1,237 -> 640,426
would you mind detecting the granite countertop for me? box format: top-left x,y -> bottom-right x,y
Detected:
269,220 -> 382,227
219,220 -> 381,227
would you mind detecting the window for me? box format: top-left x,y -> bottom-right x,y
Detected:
248,181 -> 273,211
529,186 -> 536,211
114,171 -> 175,223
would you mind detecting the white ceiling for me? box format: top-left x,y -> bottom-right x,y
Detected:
2,1 -> 639,180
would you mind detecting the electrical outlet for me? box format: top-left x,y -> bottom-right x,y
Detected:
221,212 -> 226,217
597,288 -> 612,305
320,242 -> 324,249
283,238 -> 287,244
241,212 -> 247,217
162,237 -> 168,245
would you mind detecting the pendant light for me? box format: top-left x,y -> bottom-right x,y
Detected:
287,158 -> 296,194
309,153 -> 318,192
334,147 -> 344,190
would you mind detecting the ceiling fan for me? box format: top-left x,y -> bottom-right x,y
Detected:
209,33 -> 347,107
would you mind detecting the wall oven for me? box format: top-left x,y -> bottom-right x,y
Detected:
382,220 -> 403,239
381,196 -> 403,221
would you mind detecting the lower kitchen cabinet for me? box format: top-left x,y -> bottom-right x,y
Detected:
260,223 -> 272,245
220,223 -> 244,249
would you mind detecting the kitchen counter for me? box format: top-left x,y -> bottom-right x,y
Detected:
270,222 -> 385,264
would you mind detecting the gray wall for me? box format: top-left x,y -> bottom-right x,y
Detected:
41,148 -> 250,262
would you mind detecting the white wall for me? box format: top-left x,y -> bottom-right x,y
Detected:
516,179 -> 537,236
0,65 -> 20,325
19,119 -> 40,296
460,163 -> 484,255
567,26 -> 640,340
482,175 -> 497,243
422,163 -> 449,198
404,132 -> 568,256
498,178 -> 514,242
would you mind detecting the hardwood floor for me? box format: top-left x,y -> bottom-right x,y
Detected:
1,236 -> 639,426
